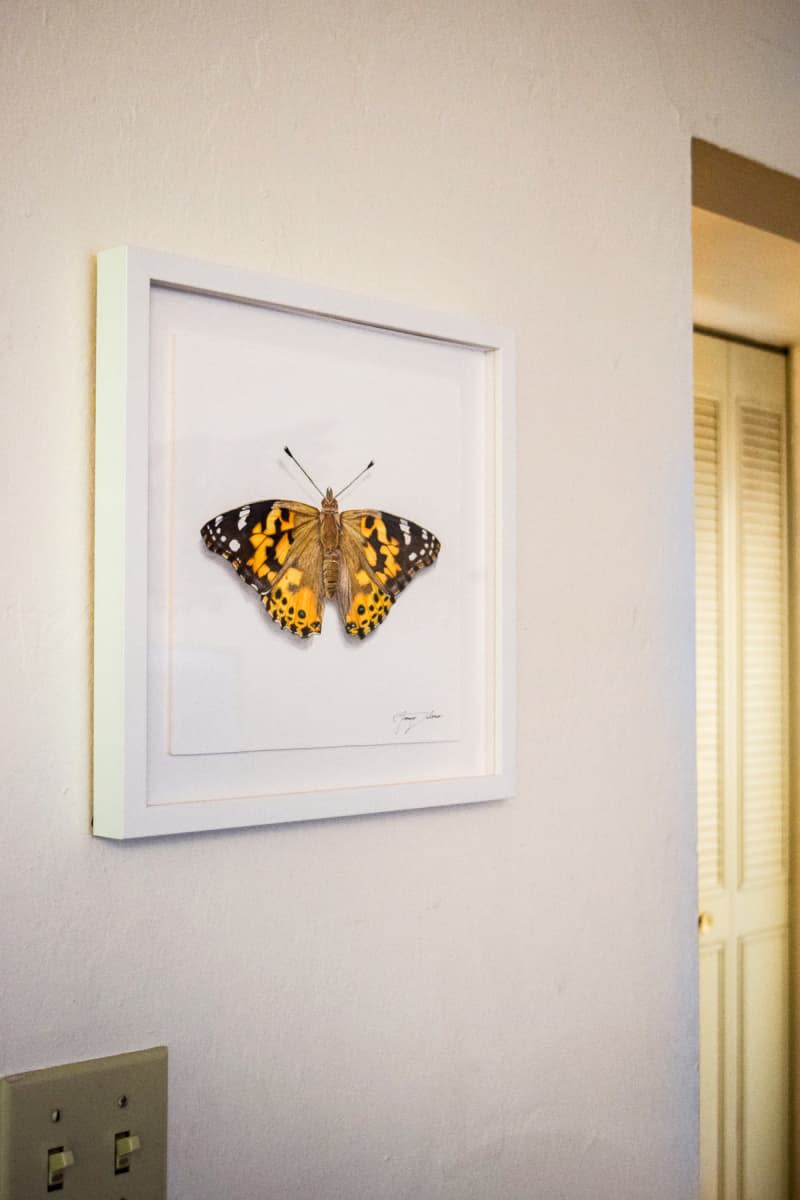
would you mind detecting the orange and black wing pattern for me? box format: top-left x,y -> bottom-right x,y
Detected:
338,510 -> 441,638
201,499 -> 325,637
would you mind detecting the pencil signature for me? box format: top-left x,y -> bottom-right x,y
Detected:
392,709 -> 442,736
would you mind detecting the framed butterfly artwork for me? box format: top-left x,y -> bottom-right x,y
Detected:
93,246 -> 515,838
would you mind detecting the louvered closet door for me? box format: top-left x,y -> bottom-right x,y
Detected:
694,332 -> 789,1200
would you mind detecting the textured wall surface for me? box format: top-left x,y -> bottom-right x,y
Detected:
2,3 -> 800,1197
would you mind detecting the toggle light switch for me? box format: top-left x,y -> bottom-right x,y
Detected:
115,1130 -> 141,1173
47,1147 -> 75,1190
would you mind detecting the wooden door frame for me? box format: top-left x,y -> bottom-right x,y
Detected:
692,138 -> 800,1198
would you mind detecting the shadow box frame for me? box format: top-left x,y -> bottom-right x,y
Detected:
92,245 -> 515,838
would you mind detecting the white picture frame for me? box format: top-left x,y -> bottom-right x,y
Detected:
93,246 -> 515,838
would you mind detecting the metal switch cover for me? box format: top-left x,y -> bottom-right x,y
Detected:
0,1046 -> 167,1199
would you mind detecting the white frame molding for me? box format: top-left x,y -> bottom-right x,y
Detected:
93,246 -> 516,838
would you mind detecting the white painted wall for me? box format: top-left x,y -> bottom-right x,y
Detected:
2,4 -> 799,1197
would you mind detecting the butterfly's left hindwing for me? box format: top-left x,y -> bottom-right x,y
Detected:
201,499 -> 325,637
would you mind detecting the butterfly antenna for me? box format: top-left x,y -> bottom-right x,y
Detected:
284,446 -> 324,498
336,459 -> 375,500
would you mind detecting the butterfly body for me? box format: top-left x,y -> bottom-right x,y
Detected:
319,488 -> 343,597
201,486 -> 441,640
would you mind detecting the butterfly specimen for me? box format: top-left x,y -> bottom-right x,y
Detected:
200,448 -> 441,639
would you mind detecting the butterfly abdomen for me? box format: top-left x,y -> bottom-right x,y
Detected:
318,504 -> 342,598
322,551 -> 340,598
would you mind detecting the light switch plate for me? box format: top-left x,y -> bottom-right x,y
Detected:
0,1046 -> 167,1199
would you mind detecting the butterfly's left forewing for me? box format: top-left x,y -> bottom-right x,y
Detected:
338,509 -> 441,638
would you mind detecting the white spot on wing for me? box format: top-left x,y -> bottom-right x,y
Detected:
229,538 -> 240,552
